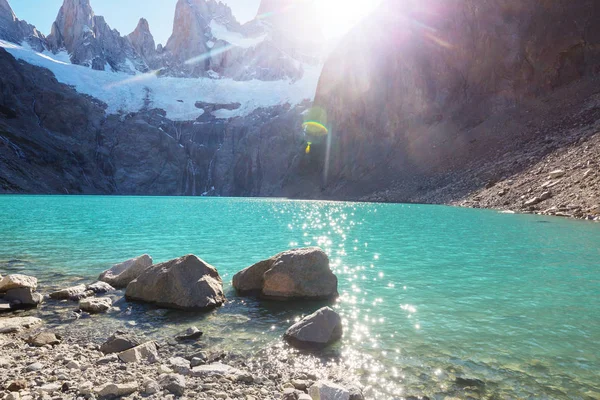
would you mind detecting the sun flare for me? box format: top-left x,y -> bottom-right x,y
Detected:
317,0 -> 383,38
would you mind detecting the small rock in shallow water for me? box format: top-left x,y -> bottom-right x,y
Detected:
86,281 -> 115,294
284,307 -> 343,350
49,284 -> 88,300
100,331 -> 142,354
79,297 -> 112,313
175,326 -> 203,341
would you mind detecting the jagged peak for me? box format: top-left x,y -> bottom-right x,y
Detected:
0,0 -> 17,21
133,18 -> 150,34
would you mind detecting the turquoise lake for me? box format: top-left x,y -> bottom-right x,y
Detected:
1,196 -> 599,399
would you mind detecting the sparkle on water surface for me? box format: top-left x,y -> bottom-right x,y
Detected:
0,196 -> 599,399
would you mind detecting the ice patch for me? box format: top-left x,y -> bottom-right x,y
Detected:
0,39 -> 322,121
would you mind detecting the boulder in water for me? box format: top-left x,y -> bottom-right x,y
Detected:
125,255 -> 225,311
4,288 -> 43,308
0,274 -> 38,292
86,281 -> 115,294
284,307 -> 343,349
49,284 -> 90,301
99,254 -> 153,288
232,247 -> 337,300
79,297 -> 112,314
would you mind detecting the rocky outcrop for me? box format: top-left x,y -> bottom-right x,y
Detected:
0,0 -> 46,51
125,255 -> 225,310
314,0 -> 600,201
0,274 -> 42,310
232,247 -> 338,300
284,307 -> 343,349
126,18 -> 157,69
47,0 -> 147,73
98,255 -> 153,288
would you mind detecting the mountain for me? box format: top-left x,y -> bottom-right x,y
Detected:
313,0 -> 600,202
46,0 -> 147,73
0,0 -> 45,51
126,18 -> 158,69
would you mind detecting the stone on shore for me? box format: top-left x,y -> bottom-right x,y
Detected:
232,247 -> 338,300
79,297 -> 112,313
100,331 -> 142,354
26,331 -> 61,347
4,287 -> 43,307
0,274 -> 38,292
99,254 -> 153,288
118,341 -> 159,364
0,316 -> 43,334
96,382 -> 139,398
549,169 -> 566,179
308,381 -> 350,400
125,254 -> 225,310
49,284 -> 89,301
284,307 -> 343,349
159,373 -> 186,396
191,363 -> 251,382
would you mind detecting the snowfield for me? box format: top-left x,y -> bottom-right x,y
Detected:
0,39 -> 322,121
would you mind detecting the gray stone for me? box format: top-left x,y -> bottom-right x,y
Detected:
549,169 -> 566,179
175,326 -> 203,341
0,316 -> 43,333
4,287 -> 43,307
100,332 -> 142,354
233,247 -> 338,300
86,281 -> 115,294
125,254 -> 225,310
143,379 -> 160,395
49,284 -> 88,300
0,274 -> 38,292
99,254 -> 153,288
159,373 -> 186,396
79,297 -> 112,313
118,341 -> 159,364
284,307 -> 343,349
96,382 -> 139,398
26,362 -> 44,372
26,332 -> 61,347
169,357 -> 191,375
308,381 -> 350,400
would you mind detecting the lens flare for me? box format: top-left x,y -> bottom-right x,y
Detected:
302,121 -> 329,136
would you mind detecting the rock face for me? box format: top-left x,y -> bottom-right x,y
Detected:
125,254 -> 225,310
284,307 -> 343,349
0,0 -> 46,51
99,255 -> 153,288
313,0 -> 600,201
47,0 -> 147,73
126,18 -> 157,68
232,248 -> 338,300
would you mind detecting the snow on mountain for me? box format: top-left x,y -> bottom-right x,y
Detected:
209,20 -> 266,49
0,39 -> 321,121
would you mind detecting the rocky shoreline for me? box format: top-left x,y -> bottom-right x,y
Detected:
1,249 -> 369,400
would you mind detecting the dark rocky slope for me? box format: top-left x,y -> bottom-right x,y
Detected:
313,0 -> 600,209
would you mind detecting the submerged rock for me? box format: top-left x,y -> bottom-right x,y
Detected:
175,326 -> 203,341
233,247 -> 338,300
99,254 -> 153,288
284,307 -> 343,349
125,254 -> 225,310
79,297 -> 112,313
0,316 -> 43,333
0,274 -> 38,292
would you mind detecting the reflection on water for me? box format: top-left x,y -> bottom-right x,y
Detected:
1,196 -> 600,399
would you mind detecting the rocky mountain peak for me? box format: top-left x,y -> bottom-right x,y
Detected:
47,0 -> 94,52
127,18 -> 157,68
0,0 -> 46,51
0,0 -> 17,21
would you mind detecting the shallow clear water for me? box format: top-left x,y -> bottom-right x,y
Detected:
1,196 -> 599,399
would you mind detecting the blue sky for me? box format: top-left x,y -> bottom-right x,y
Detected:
10,0 -> 261,46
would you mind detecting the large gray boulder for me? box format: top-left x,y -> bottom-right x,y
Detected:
0,274 -> 38,292
0,317 -> 43,334
4,288 -> 43,308
79,297 -> 112,314
49,284 -> 91,301
232,247 -> 337,300
308,381 -> 350,400
100,331 -> 142,354
125,255 -> 225,310
99,255 -> 153,288
284,307 -> 343,349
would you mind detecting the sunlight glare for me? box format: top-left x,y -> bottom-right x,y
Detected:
318,0 -> 383,38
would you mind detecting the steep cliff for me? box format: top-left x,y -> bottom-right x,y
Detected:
314,0 -> 600,200
0,0 -> 45,51
47,0 -> 147,73
126,18 -> 158,69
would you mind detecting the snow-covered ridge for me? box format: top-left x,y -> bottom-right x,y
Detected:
209,20 -> 267,49
1,39 -> 322,121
